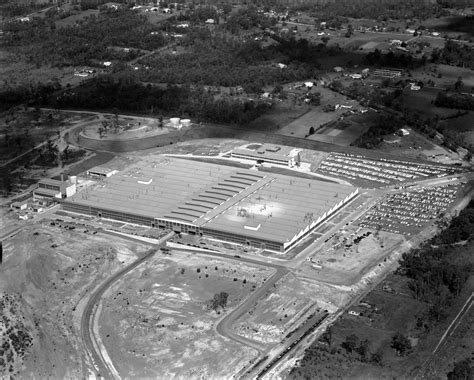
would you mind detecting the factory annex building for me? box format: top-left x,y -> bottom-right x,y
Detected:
62,157 -> 358,252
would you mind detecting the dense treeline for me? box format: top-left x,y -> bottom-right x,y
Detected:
434,92 -> 474,111
398,199 -> 474,323
351,114 -> 404,149
139,35 -> 330,89
0,82 -> 60,112
432,40 -> 474,70
0,1 -> 45,17
433,201 -> 474,245
284,0 -> 449,21
48,75 -> 271,125
365,49 -> 421,69
226,6 -> 276,32
2,9 -> 166,67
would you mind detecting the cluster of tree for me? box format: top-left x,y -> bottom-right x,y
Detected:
79,0 -> 128,11
226,6 -> 276,33
287,0 -> 449,21
398,200 -> 474,326
432,40 -> 474,69
138,35 -> 320,90
0,82 -> 60,112
2,9 -> 166,67
447,358 -> 473,380
434,92 -> 474,111
47,75 -> 272,125
390,333 -> 412,356
365,49 -> 421,69
208,291 -> 229,312
179,5 -> 218,23
401,108 -> 473,155
0,1 -> 45,17
433,201 -> 474,245
351,114 -> 405,149
341,334 -> 373,362
35,140 -> 59,167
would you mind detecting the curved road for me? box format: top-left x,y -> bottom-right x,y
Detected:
80,230 -> 287,378
215,265 -> 289,353
81,248 -> 158,379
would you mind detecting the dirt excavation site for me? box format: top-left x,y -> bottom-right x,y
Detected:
0,222 -> 146,378
0,221 -> 277,378
99,252 -> 273,378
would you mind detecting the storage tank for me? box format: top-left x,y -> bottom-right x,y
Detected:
181,119 -> 191,127
169,117 -> 180,127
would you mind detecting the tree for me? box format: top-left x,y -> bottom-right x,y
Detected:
391,333 -> 411,356
321,36 -> 330,45
464,150 -> 472,162
454,77 -> 464,92
371,347 -> 384,365
345,24 -> 354,38
447,358 -> 473,380
342,334 -> 359,353
356,339 -> 370,362
112,108 -> 120,133
222,4 -> 232,16
321,326 -> 333,346
209,291 -> 229,312
309,126 -> 315,135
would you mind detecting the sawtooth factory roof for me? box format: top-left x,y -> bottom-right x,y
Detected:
66,156 -> 357,244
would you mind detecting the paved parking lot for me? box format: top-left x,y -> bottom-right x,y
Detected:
356,184 -> 459,235
316,152 -> 458,188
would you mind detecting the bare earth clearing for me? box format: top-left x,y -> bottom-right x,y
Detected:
99,252 -> 273,378
0,223 -> 145,378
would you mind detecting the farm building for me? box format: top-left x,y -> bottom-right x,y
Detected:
62,157 -> 358,253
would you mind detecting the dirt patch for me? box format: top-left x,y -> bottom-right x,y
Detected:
0,223 -> 145,378
99,251 -> 273,378
232,274 -> 326,344
297,229 -> 404,286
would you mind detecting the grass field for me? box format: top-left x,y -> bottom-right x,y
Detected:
99,251 -> 273,378
0,49 -> 92,88
399,87 -> 459,118
277,86 -> 363,144
55,9 -> 99,28
411,63 -> 474,89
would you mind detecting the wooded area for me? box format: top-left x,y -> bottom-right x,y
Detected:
398,199 -> 474,326
2,9 -> 166,67
49,75 -> 272,125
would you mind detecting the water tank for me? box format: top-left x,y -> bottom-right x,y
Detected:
169,117 -> 180,126
181,119 -> 191,127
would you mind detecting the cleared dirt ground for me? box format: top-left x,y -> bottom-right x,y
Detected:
98,251 -> 274,378
232,274 -> 327,345
297,229 -> 405,286
0,223 -> 145,378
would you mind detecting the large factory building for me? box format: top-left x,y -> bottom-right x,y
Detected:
62,157 -> 358,253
